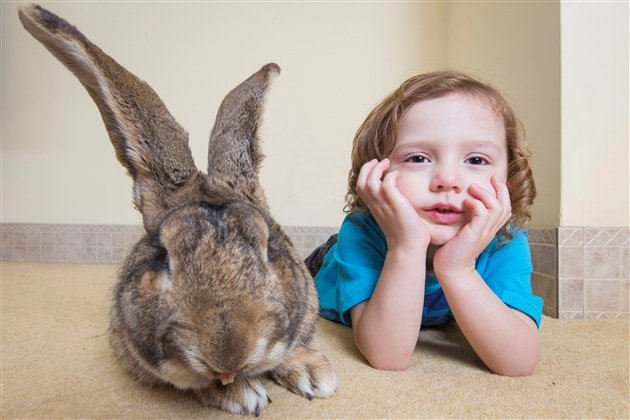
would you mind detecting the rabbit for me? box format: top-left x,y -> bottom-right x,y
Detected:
18,4 -> 338,416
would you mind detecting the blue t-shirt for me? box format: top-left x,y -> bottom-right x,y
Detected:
314,213 -> 543,328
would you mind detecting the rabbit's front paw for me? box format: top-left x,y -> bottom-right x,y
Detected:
194,377 -> 271,416
271,347 -> 338,400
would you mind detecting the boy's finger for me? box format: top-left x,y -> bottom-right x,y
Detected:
356,159 -> 380,199
468,183 -> 499,210
357,159 -> 378,187
381,170 -> 401,201
464,195 -> 489,219
366,158 -> 390,190
492,176 -> 512,210
372,158 -> 391,179
466,187 -> 509,236
490,177 -> 513,225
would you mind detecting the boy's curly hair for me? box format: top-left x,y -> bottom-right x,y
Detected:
344,70 -> 536,236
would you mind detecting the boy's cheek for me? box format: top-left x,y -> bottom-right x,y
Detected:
466,175 -> 497,194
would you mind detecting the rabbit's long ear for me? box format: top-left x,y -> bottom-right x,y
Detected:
19,4 -> 198,234
207,63 -> 280,204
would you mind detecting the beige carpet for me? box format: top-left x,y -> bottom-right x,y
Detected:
2,262 -> 628,419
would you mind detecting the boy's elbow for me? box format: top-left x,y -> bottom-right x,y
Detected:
491,364 -> 536,377
363,349 -> 413,371
368,358 -> 410,371
489,355 -> 539,377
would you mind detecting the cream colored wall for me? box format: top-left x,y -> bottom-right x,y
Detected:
443,1 -> 562,227
2,1 -> 445,226
4,2 -> 628,229
560,2 -> 629,227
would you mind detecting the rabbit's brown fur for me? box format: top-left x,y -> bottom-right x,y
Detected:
19,4 -> 337,415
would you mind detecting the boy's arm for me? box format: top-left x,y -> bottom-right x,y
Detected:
351,158 -> 430,370
438,269 -> 540,376
434,177 -> 539,376
350,245 -> 426,370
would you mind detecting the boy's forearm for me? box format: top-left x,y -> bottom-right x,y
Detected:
351,248 -> 426,370
438,270 -> 540,376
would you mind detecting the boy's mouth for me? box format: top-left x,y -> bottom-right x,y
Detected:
429,203 -> 462,213
424,204 -> 463,224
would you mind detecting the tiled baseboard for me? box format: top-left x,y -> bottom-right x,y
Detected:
528,227 -> 559,318
1,223 -> 145,265
281,226 -> 339,260
3,223 -> 628,319
556,227 -> 629,320
528,226 -> 629,320
0,223 -> 337,265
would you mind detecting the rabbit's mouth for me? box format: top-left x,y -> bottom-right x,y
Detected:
219,372 -> 237,385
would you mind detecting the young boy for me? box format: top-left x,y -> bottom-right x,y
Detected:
307,71 -> 543,376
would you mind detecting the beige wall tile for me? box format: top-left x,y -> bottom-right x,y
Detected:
287,234 -> 303,248
42,246 -> 55,260
1,246 -> 13,259
67,246 -> 83,261
97,233 -> 112,247
542,305 -> 557,318
98,247 -> 111,261
584,311 -> 627,320
558,246 -> 584,277
54,232 -> 68,246
83,247 -> 97,261
302,234 -> 321,250
14,246 -> 28,259
559,227 -> 583,245
1,231 -> 14,245
585,228 -> 629,246
559,310 -> 584,319
68,232 -> 83,247
585,247 -> 621,278
530,243 -> 556,276
528,227 -> 557,245
54,246 -> 67,260
84,232 -> 98,247
15,234 -> 28,246
585,279 -> 621,311
559,278 -> 584,309
42,232 -> 55,246
27,246 -> 41,260
531,272 -> 556,309
112,233 -> 125,247
112,247 -> 126,261
124,233 -> 142,248
26,231 -> 42,246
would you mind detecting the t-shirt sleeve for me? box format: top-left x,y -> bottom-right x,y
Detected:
315,214 -> 387,325
477,230 -> 544,328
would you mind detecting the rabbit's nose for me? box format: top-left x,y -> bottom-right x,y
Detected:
219,372 -> 237,385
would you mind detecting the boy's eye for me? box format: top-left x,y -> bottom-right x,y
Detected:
410,155 -> 429,163
466,157 -> 487,165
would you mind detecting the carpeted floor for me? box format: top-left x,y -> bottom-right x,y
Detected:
2,262 -> 629,419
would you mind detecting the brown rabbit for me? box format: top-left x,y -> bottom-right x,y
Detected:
18,4 -> 338,416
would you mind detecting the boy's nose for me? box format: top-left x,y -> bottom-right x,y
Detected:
430,167 -> 463,193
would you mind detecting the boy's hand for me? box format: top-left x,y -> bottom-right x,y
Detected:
434,176 -> 512,279
352,158 -> 430,371
356,159 -> 430,251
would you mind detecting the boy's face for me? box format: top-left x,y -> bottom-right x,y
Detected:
386,93 -> 509,246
